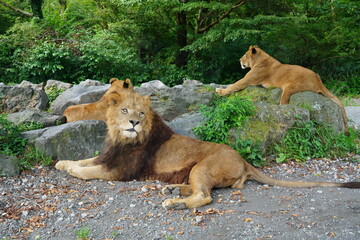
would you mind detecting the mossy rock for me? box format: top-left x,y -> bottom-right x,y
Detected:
228,102 -> 310,153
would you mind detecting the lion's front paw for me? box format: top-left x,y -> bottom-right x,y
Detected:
162,186 -> 181,196
162,198 -> 187,210
215,88 -> 226,96
55,160 -> 73,171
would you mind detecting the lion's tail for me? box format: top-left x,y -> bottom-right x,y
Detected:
247,165 -> 360,189
318,76 -> 348,133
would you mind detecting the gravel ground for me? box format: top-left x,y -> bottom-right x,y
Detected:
1,157 -> 359,240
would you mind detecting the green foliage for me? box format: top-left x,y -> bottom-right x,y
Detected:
274,121 -> 360,163
0,114 -> 52,170
45,86 -> 65,104
194,95 -> 256,144
0,0 -> 359,91
193,95 -> 265,165
0,114 -> 27,156
20,146 -> 53,170
76,225 -> 91,240
231,139 -> 265,167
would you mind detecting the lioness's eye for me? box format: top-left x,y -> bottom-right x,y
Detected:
139,112 -> 144,117
121,108 -> 128,114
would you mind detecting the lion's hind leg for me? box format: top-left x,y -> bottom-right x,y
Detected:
162,164 -> 214,210
162,184 -> 192,196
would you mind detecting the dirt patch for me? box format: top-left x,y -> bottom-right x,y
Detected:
1,158 -> 359,239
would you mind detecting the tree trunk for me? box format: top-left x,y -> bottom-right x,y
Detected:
175,0 -> 188,68
30,0 -> 44,19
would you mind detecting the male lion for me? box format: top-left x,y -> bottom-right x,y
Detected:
55,90 -> 359,209
216,46 -> 348,132
63,78 -> 133,122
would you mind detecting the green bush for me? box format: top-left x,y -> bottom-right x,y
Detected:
0,114 -> 27,156
0,114 -> 52,170
274,121 -> 359,163
193,95 -> 265,166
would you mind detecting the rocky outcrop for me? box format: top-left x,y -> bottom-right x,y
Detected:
0,79 -> 350,175
6,109 -> 66,127
0,154 -> 20,177
136,80 -> 220,121
50,82 -> 109,115
23,120 -> 107,160
0,85 -> 49,113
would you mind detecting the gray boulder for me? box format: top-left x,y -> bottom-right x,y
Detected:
0,85 -> 49,113
0,154 -> 20,177
23,120 -> 107,160
6,109 -> 66,127
140,80 -> 169,89
45,80 -> 73,91
136,81 -> 216,121
50,84 -> 109,115
79,79 -> 105,87
290,92 -> 345,133
16,80 -> 44,90
345,106 -> 360,130
167,112 -> 204,139
229,103 -> 310,153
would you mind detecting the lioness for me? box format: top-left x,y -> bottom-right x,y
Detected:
63,78 -> 133,122
56,90 -> 359,209
216,46 -> 348,132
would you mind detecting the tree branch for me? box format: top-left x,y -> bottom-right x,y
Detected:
197,0 -> 245,34
0,0 -> 34,17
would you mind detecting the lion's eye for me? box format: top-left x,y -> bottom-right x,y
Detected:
121,108 -> 128,114
139,112 -> 144,117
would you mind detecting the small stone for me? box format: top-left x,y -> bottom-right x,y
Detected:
141,186 -> 148,192
130,204 -> 136,208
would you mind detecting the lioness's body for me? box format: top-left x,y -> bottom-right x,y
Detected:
64,78 -> 133,122
216,46 -> 348,132
56,90 -> 359,209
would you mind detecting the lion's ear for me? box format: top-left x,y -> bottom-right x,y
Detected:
109,78 -> 119,84
108,92 -> 121,106
143,95 -> 151,106
123,78 -> 133,89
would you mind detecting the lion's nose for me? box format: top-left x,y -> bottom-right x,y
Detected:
129,120 -> 140,127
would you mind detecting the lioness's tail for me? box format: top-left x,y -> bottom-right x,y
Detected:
247,165 -> 360,189
318,77 -> 348,133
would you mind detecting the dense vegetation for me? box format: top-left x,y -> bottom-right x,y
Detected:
0,0 -> 359,93
194,96 -> 359,165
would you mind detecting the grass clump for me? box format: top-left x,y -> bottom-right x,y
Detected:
274,121 -> 359,163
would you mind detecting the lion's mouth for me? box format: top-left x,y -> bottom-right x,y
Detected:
125,128 -> 137,133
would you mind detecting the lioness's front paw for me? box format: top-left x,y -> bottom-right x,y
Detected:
161,186 -> 180,196
215,88 -> 226,96
162,198 -> 187,210
55,160 -> 72,171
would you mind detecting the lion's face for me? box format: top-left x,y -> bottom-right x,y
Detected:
106,92 -> 153,144
240,46 -> 259,69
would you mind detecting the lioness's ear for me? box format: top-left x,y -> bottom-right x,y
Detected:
251,46 -> 257,54
123,78 -> 133,89
109,78 -> 119,85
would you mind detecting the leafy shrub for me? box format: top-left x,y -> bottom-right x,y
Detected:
0,114 -> 27,156
45,86 -> 65,104
193,95 -> 265,165
274,121 -> 359,163
0,114 -> 52,170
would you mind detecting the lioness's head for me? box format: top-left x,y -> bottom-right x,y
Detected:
240,45 -> 260,69
106,91 -> 153,144
103,78 -> 134,104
